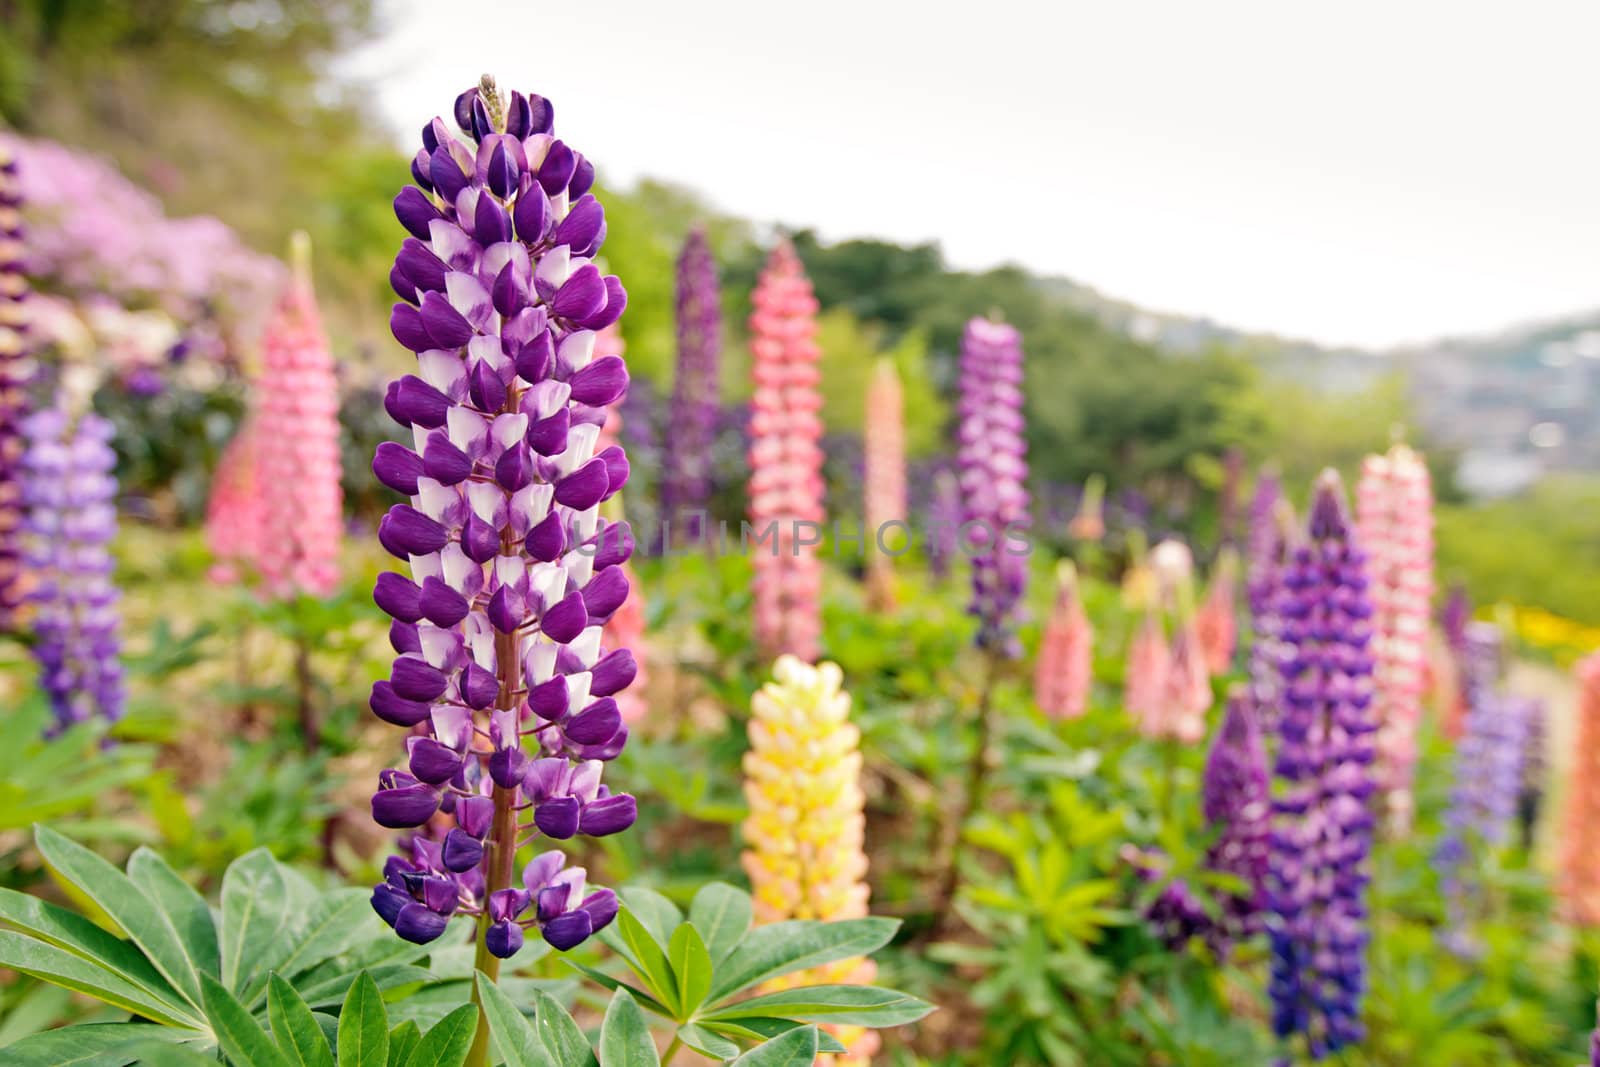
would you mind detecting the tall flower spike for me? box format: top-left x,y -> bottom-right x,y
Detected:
662,227 -> 721,532
594,324 -> 647,726
1202,690 -> 1271,954
1246,473 -> 1290,724
367,79 -> 634,963
1151,540 -> 1211,743
255,235 -> 343,599
862,357 -> 905,613
926,467 -> 961,579
741,656 -> 878,1066
1356,443 -> 1434,833
956,317 -> 1029,657
1126,609 -> 1171,737
0,146 -> 35,631
22,404 -> 124,734
204,416 -> 266,584
1035,561 -> 1093,720
1067,473 -> 1106,542
1196,547 -> 1239,675
1265,470 -> 1376,1060
747,241 -> 823,661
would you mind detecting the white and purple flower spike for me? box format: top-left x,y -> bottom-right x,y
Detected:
367,76 -> 637,969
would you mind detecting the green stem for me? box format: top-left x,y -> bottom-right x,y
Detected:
661,1035 -> 683,1064
293,630 -> 318,752
929,652 -> 1000,937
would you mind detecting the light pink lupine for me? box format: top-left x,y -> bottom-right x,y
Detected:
1126,611 -> 1171,734
253,244 -> 342,599
1196,548 -> 1239,675
1035,561 -> 1093,719
863,357 -> 904,612
204,417 -> 265,584
1357,443 -> 1434,832
1137,540 -> 1213,742
747,241 -> 824,661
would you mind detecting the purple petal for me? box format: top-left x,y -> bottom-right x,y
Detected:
578,794 -> 636,837
461,661 -> 499,709
469,360 -> 508,413
526,408 -> 569,457
527,676 -> 568,721
420,291 -> 475,349
397,238 -> 449,293
595,445 -> 629,495
457,795 -> 495,838
569,156 -> 595,199
475,194 -> 513,246
506,91 -> 533,139
379,504 -> 449,558
566,698 -> 621,746
373,442 -> 424,496
441,828 -> 484,872
390,376 -> 452,430
388,620 -> 422,655
408,736 -> 465,785
374,572 -> 424,623
513,183 -> 550,244
581,566 -> 629,621
395,187 -> 442,240
369,680 -> 431,727
371,884 -> 409,927
589,522 -> 634,570
580,276 -> 628,331
540,592 -> 588,644
553,458 -> 609,510
534,796 -> 581,839
567,355 -> 628,407
430,144 -> 469,202
419,576 -> 470,628
391,656 -> 450,702
494,443 -> 533,491
485,920 -> 524,958
588,649 -> 637,698
524,512 -> 566,562
541,910 -> 593,951
423,435 -> 474,486
554,195 -> 605,257
537,141 -> 576,195
372,783 -> 441,829
578,888 -> 619,930
489,745 -> 528,789
549,265 -> 606,323
394,902 -> 450,944
391,303 -> 434,353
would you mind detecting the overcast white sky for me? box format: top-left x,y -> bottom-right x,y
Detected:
344,0 -> 1600,350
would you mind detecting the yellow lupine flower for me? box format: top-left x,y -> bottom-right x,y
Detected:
741,656 -> 879,1066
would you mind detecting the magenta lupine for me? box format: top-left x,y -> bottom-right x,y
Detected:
1203,691 -> 1271,951
956,317 -> 1029,657
0,146 -> 34,630
254,244 -> 343,599
367,79 -> 636,967
1266,471 -> 1377,1060
662,227 -> 720,530
21,404 -> 124,734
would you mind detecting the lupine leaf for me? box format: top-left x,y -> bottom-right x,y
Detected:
614,909 -> 679,1016
562,961 -> 670,1017
598,989 -> 658,1067
401,1003 -> 479,1067
729,1023 -> 819,1067
336,972 -> 390,1067
35,826 -> 207,1008
706,918 -> 898,1004
0,929 -> 202,1028
727,1026 -> 820,1066
668,923 -> 712,1016
127,848 -> 220,987
252,888 -> 382,997
267,974 -> 335,1067
220,849 -> 293,992
1,1024 -> 195,1066
615,888 -> 681,948
531,990 -> 596,1067
686,883 -> 751,967
297,963 -> 432,1009
474,971 -> 554,1067
387,1020 -> 421,1066
701,1018 -> 848,1054
200,972 -> 294,1067
674,1022 -> 741,1060
109,1040 -> 222,1066
702,984 -> 933,1027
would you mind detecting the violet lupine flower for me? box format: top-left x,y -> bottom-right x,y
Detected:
0,146 -> 34,630
367,78 -> 636,956
1435,624 -> 1533,954
661,227 -> 720,533
956,317 -> 1029,658
1266,471 -> 1377,1061
1246,472 -> 1287,720
1203,691 -> 1271,953
1122,845 -> 1211,951
926,467 -> 961,579
21,405 -> 124,734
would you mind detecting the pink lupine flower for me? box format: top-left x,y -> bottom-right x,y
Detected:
1126,610 -> 1171,735
1196,548 -> 1239,675
863,358 -> 904,612
747,241 -> 824,661
1357,443 -> 1434,832
1035,561 -> 1093,719
253,240 -> 343,600
204,416 -> 266,584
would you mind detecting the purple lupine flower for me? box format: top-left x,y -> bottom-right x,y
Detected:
1123,845 -> 1211,950
660,227 -> 720,533
1439,582 -> 1471,652
1203,690 -> 1271,953
367,77 -> 635,958
1265,471 -> 1376,1060
1247,471 -> 1288,722
21,405 -> 124,734
1435,624 -> 1534,956
956,317 -> 1029,657
925,466 -> 961,579
0,146 -> 34,631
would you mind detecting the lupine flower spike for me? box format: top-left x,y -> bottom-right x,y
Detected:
1357,443 -> 1434,833
254,234 -> 343,599
863,357 -> 905,613
926,467 -> 961,579
368,78 -> 636,967
1126,609 -> 1171,736
0,146 -> 34,630
1068,473 -> 1106,542
747,241 -> 824,660
22,402 -> 125,734
956,316 -> 1029,658
1151,540 -> 1211,744
1202,690 -> 1270,953
1196,547 -> 1239,675
662,226 -> 720,531
593,324 -> 648,725
1266,470 -> 1376,1061
1035,560 -> 1093,720
742,656 -> 879,1066
1246,472 -> 1289,722
204,416 -> 265,584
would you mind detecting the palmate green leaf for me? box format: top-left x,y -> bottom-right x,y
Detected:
2,1024 -> 196,1066
112,1040 -> 226,1066
0,929 -> 202,1028
297,963 -> 432,1010
474,971 -> 553,1067
267,974 -> 335,1067
727,1025 -> 820,1066
530,990 -> 596,1067
686,883 -> 751,966
706,918 -> 899,1005
220,849 -> 295,992
563,961 -> 671,1016
613,908 -> 679,1016
0,978 -> 72,1046
668,923 -> 712,1017
387,1020 -> 421,1066
614,888 -> 682,948
703,984 -> 934,1027
249,887 -> 384,1001
673,1022 -> 740,1060
598,989 -> 658,1067
337,973 -> 390,1067
201,972 -> 294,1067
700,1018 -> 847,1055
127,848 -> 220,986
0,886 -> 189,1018
35,825 -> 208,1009
401,1003 -> 479,1067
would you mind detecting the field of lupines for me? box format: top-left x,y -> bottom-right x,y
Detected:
0,73 -> 1599,1067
